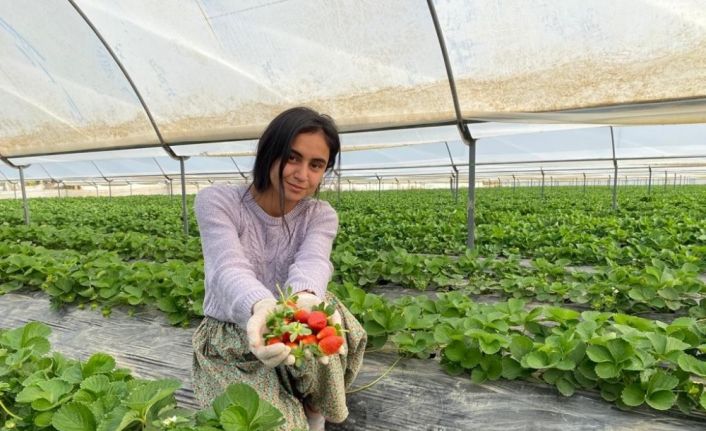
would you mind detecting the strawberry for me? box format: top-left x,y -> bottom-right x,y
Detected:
285,341 -> 298,349
266,337 -> 283,345
300,334 -> 318,345
318,335 -> 344,355
307,311 -> 328,331
316,326 -> 337,340
294,309 -> 310,324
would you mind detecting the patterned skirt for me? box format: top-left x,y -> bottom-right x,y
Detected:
192,295 -> 367,431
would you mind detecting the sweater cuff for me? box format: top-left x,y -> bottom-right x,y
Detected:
289,282 -> 326,300
233,288 -> 275,328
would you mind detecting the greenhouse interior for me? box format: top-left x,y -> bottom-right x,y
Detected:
1,1 -> 706,430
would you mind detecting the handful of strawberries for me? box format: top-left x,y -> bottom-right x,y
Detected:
264,291 -> 345,367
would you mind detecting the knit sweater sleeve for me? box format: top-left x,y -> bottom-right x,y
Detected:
195,187 -> 274,327
285,201 -> 339,299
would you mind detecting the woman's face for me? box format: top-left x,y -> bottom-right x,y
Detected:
269,130 -> 331,205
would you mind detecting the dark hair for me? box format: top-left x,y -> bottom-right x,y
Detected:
251,107 -> 340,211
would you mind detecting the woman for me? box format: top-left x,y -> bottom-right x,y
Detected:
192,107 -> 367,431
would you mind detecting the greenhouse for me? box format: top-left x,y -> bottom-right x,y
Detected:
1,0 -> 706,430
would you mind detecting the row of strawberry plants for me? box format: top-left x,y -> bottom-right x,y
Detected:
2,237 -> 704,326
0,224 -> 202,263
2,187 -> 705,270
333,247 -> 706,316
331,282 -> 706,416
0,196 -> 198,238
3,219 -> 704,317
0,321 -> 288,431
0,241 -> 204,327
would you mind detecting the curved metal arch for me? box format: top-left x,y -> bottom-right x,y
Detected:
67,0 -> 183,162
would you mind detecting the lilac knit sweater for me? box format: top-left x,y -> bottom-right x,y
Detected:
194,185 -> 338,328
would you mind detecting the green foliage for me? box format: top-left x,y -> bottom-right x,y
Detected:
0,322 -> 287,431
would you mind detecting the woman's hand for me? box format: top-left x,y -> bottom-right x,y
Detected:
246,298 -> 294,367
296,292 -> 347,363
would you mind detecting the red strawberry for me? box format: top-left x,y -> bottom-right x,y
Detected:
266,337 -> 283,345
285,341 -> 298,349
294,309 -> 310,324
318,335 -> 344,355
300,334 -> 317,345
307,311 -> 328,332
316,326 -> 337,340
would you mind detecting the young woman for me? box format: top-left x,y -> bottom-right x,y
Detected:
192,107 -> 367,431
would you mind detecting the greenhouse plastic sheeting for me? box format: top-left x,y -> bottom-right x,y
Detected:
1,123 -> 705,182
1,1 -> 706,158
438,0 -> 706,123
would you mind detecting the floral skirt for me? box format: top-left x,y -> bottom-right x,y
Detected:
192,295 -> 367,431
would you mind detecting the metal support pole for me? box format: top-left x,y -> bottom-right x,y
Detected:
648,166 -> 652,195
512,174 -> 516,192
664,170 -> 668,189
444,141 -> 459,202
607,127 -> 618,208
347,179 -> 352,192
336,150 -> 342,205
395,177 -> 399,191
179,157 -> 189,236
18,166 -> 30,225
375,174 -> 382,196
583,173 -> 586,194
427,0 -> 475,248
673,172 -> 677,189
466,133 -> 477,248
540,169 -> 545,199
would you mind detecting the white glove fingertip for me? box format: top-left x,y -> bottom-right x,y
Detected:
318,355 -> 330,365
339,345 -> 348,356
285,354 -> 296,366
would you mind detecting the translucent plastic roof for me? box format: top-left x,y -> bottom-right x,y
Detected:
1,0 -> 706,159
2,124 -> 705,183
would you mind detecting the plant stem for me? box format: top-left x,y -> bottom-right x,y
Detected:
0,399 -> 22,420
346,356 -> 401,394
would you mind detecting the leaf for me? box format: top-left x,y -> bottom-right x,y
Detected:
443,340 -> 469,363
555,377 -> 575,397
124,379 -> 180,417
470,368 -> 486,384
97,407 -> 140,431
220,405 -> 250,430
251,398 -> 285,430
595,363 -> 619,379
523,351 -> 550,369
646,390 -> 676,411
51,402 -> 96,431
621,383 -> 645,407
606,339 -> 631,363
501,357 -> 524,380
82,353 -> 116,377
677,353 -> 706,377
648,370 -> 679,393
546,307 -> 580,322
586,345 -> 612,363
647,333 -> 690,356
509,335 -> 533,361
80,375 -> 111,395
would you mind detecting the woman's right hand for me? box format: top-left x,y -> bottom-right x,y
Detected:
246,298 -> 294,367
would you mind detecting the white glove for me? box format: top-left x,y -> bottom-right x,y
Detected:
246,298 -> 293,368
295,292 -> 347,363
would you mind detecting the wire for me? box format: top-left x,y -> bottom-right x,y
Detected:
346,356 -> 402,394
